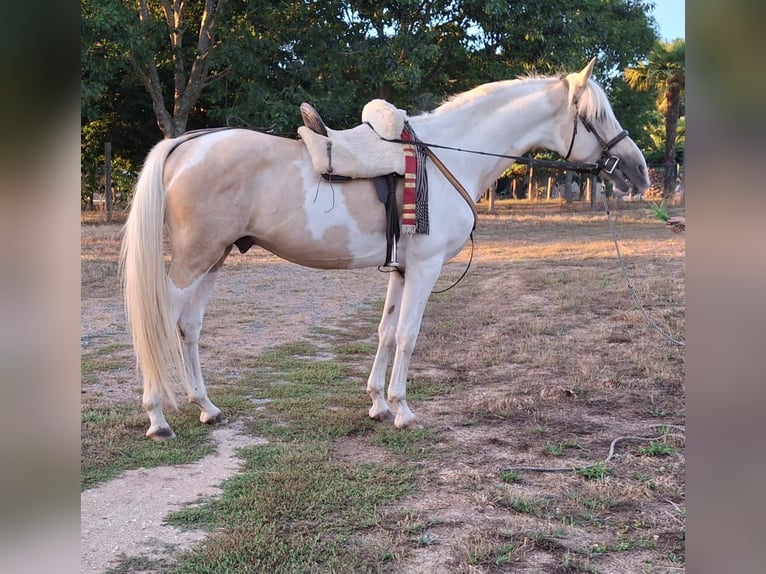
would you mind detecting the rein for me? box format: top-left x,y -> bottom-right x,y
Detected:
387,136 -> 603,175
391,117 -> 628,177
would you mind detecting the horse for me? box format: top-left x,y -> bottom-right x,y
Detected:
120,58 -> 650,440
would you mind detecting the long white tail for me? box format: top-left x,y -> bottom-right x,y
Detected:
119,139 -> 185,409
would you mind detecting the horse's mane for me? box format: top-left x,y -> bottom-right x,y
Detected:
571,78 -> 613,124
428,73 -> 614,125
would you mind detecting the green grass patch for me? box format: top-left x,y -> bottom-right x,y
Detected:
243,346 -> 376,442
81,344 -> 130,375
164,334 -> 438,572
544,440 -> 582,457
81,404 -> 217,490
104,554 -> 173,573
636,441 -> 675,456
499,495 -> 553,518
406,375 -> 455,400
575,462 -> 612,480
500,469 -> 522,483
373,427 -> 437,457
167,442 -> 416,573
335,341 -> 378,358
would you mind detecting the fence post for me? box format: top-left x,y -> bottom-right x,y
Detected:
104,142 -> 113,223
589,175 -> 597,209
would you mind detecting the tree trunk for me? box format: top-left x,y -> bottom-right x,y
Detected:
662,84 -> 681,199
104,142 -> 113,222
134,0 -> 220,139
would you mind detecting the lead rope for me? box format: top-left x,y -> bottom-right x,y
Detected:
432,233 -> 474,294
500,424 -> 685,474
601,196 -> 686,348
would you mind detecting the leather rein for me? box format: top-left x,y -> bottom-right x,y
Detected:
388,100 -> 629,235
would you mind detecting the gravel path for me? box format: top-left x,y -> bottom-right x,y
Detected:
80,424 -> 267,572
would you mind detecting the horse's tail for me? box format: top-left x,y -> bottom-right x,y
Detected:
119,138 -> 185,410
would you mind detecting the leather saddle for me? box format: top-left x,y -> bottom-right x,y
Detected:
298,99 -> 407,179
299,101 -> 405,268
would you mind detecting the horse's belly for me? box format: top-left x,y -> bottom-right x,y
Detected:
253,230 -> 386,270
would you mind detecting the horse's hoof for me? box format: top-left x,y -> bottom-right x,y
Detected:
371,410 -> 395,424
202,412 -> 227,425
147,427 -> 176,441
396,419 -> 423,430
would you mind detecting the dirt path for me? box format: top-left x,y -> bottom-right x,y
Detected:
80,424 -> 266,572
81,231 -> 393,572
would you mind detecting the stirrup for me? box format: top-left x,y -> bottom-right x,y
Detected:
300,103 -> 328,136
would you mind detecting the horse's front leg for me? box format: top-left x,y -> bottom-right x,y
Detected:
367,272 -> 405,423
388,259 -> 442,429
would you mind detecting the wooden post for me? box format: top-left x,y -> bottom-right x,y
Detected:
511,178 -> 518,199
546,176 -> 553,200
589,175 -> 597,209
564,171 -> 573,203
104,142 -> 113,222
488,181 -> 496,213
527,165 -> 534,200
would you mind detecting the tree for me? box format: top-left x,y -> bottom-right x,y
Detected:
625,39 -> 685,199
461,0 -> 657,79
83,0 -> 227,138
81,0 -> 659,179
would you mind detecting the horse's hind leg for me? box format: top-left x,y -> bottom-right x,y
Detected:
176,268 -> 226,426
141,274 -> 196,440
143,252 -> 227,440
367,272 -> 405,423
143,272 -> 205,440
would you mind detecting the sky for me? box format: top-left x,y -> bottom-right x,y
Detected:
651,0 -> 685,41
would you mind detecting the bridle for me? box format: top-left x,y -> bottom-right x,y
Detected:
563,99 -> 630,176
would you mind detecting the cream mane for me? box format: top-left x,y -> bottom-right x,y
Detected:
426,74 -> 615,126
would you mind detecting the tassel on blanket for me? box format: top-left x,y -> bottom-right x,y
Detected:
400,124 -> 429,235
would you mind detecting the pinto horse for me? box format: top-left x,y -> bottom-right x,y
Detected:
120,59 -> 650,440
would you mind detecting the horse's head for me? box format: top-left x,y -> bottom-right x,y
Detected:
562,59 -> 650,194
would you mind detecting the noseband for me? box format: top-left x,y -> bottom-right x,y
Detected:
563,101 -> 629,175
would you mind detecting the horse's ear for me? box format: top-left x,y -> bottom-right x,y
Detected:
572,58 -> 596,88
580,58 -> 597,81
567,57 -> 597,104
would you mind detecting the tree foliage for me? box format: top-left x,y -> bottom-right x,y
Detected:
81,0 -> 661,203
625,38 -> 685,197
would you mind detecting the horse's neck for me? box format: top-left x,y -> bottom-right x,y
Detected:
410,80 -> 567,200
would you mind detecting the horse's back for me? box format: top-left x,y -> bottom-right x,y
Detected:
161,129 -> 389,270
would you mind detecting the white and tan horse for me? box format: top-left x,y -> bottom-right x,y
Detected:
120,59 -> 649,440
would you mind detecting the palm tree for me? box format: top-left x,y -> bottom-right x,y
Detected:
625,39 -> 685,199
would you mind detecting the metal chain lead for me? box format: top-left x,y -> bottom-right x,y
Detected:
602,196 -> 685,348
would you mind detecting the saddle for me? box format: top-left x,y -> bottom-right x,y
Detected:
299,100 -> 422,268
298,99 -> 407,179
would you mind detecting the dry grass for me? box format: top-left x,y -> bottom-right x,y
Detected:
387,201 -> 684,573
81,199 -> 685,572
